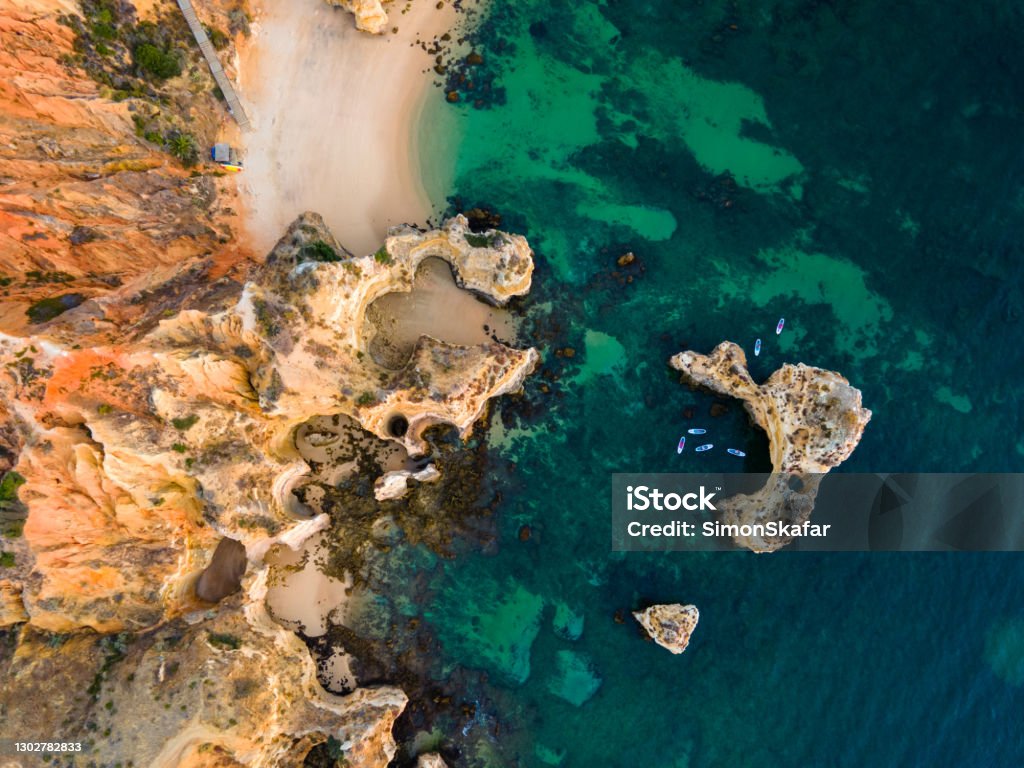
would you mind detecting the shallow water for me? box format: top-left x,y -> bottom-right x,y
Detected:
398,1 -> 1024,764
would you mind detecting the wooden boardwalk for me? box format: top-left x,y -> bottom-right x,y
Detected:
174,0 -> 251,131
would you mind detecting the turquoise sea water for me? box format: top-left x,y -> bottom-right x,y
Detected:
385,1 -> 1024,764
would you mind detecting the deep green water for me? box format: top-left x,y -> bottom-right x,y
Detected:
386,1 -> 1024,764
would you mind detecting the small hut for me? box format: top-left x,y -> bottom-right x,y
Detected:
210,143 -> 243,171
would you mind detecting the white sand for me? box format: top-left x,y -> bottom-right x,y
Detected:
236,0 -> 459,257
265,532 -> 351,637
363,256 -> 516,368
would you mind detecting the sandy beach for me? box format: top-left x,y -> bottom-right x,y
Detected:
236,0 -> 460,257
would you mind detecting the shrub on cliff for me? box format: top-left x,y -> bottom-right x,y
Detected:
134,42 -> 181,80
26,294 -> 86,324
0,472 -> 24,507
228,7 -> 251,37
80,0 -> 131,40
167,132 -> 199,167
205,24 -> 230,50
300,240 -> 341,263
0,471 -> 26,539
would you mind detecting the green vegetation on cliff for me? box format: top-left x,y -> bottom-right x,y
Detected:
133,41 -> 181,80
59,0 -> 228,168
300,240 -> 342,263
26,294 -> 86,324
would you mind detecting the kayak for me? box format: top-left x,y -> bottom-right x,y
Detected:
726,448 -> 746,457
754,338 -> 762,356
687,428 -> 707,435
776,317 -> 785,335
676,436 -> 686,454
695,444 -> 714,452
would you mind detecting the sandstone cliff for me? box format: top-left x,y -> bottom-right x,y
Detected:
0,589 -> 407,767
0,0 -> 251,337
633,604 -> 699,655
324,0 -> 388,35
0,211 -> 537,764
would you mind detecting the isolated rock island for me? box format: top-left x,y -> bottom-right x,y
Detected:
671,341 -> 871,552
634,604 -> 700,655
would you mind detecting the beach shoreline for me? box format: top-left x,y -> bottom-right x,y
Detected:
235,0 -> 461,258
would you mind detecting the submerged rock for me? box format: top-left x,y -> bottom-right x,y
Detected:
551,601 -> 584,641
535,743 -> 568,765
546,649 -> 602,705
432,579 -> 545,685
633,604 -> 700,655
671,341 -> 871,552
984,617 -> 1024,686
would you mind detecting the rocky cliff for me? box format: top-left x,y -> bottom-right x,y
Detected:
0,211 -> 537,765
671,341 -> 871,552
633,604 -> 699,655
0,0 -> 251,337
324,0 -> 388,35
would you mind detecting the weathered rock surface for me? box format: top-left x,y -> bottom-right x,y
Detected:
386,216 -> 534,304
0,580 -> 27,625
325,0 -> 388,34
0,0 -> 248,336
195,537 -> 248,603
0,211 -> 535,631
0,212 -> 537,764
671,341 -> 871,551
417,753 -> 449,768
374,464 -> 442,501
0,588 -> 406,767
633,604 -> 700,654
